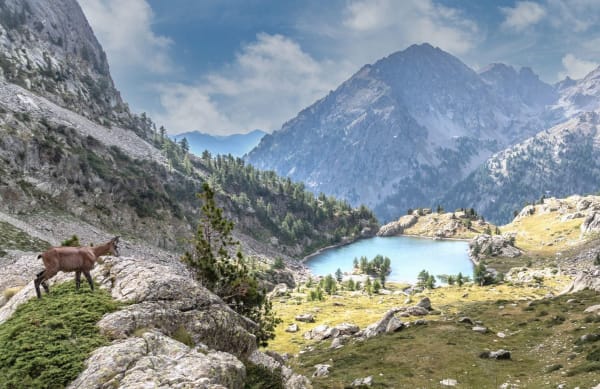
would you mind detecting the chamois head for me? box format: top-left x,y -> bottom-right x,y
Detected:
109,236 -> 120,257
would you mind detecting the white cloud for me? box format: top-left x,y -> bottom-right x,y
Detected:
78,0 -> 173,74
340,0 -> 479,59
558,53 -> 599,80
154,33 -> 347,135
500,1 -> 546,32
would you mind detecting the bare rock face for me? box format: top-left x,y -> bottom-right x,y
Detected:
377,215 -> 417,236
470,234 -> 521,258
68,330 -> 246,389
0,0 -> 127,121
94,256 -> 258,358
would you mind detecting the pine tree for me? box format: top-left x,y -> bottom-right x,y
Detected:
182,182 -> 280,346
180,137 -> 189,154
335,268 -> 343,283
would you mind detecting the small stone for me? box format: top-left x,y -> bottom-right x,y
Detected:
295,314 -> 315,323
440,378 -> 458,386
497,332 -> 506,338
412,319 -> 427,326
480,349 -> 511,360
584,304 -> 600,313
330,337 -> 344,349
386,317 -> 404,333
416,297 -> 432,310
351,376 -> 373,387
335,322 -> 360,335
285,323 -> 299,333
313,364 -> 331,378
458,317 -> 473,325
566,299 -> 578,304
472,326 -> 488,334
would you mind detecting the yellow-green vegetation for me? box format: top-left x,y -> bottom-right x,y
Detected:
291,289 -> 600,388
0,221 -> 50,256
403,210 -> 497,240
2,286 -> 22,302
268,277 -> 570,354
503,210 -> 583,257
0,281 -> 121,388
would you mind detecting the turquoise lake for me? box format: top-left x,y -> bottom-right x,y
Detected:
305,236 -> 472,284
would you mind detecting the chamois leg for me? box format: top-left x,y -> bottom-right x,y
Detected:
75,271 -> 82,290
83,271 -> 94,291
34,271 -> 44,299
41,280 -> 49,294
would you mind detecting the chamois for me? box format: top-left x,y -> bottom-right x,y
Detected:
34,236 -> 120,298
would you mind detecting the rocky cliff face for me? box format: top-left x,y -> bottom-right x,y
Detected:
0,0 -> 128,122
247,44 -> 559,222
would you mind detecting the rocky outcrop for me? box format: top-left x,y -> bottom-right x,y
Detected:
377,215 -> 417,236
68,330 -> 246,389
470,234 -> 521,258
92,256 -> 257,358
559,271 -> 600,294
248,350 -> 312,389
581,212 -> 600,235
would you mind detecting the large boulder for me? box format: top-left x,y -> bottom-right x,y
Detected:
470,234 -> 521,258
94,257 -> 258,358
68,330 -> 246,389
560,271 -> 600,294
363,308 -> 402,338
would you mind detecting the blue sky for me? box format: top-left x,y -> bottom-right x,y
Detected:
78,0 -> 600,135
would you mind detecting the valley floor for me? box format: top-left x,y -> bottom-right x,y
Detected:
269,279 -> 600,388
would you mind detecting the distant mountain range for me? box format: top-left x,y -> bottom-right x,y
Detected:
172,130 -> 266,158
247,43 -> 570,223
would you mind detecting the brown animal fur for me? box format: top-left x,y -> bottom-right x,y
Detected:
34,236 -> 120,298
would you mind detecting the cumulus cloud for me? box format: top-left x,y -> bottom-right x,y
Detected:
339,0 -> 479,60
558,53 -> 599,80
79,0 -> 173,74
500,1 -> 546,32
154,33 -> 347,135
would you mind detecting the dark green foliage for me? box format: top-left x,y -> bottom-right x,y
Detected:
594,253 -> 600,266
321,274 -> 337,295
207,155 -> 378,256
473,263 -> 495,286
0,281 -> 120,388
417,270 -> 436,289
244,362 -> 284,389
353,255 -> 391,278
335,268 -> 343,283
182,183 -> 281,347
271,257 -> 285,270
60,234 -> 80,247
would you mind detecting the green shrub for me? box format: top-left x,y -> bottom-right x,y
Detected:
0,281 -> 120,388
244,362 -> 284,389
61,234 -> 80,247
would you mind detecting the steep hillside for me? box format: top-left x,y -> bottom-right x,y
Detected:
247,44 -> 559,222
0,0 -> 377,269
172,129 -> 266,157
443,112 -> 600,224
0,0 -> 129,123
